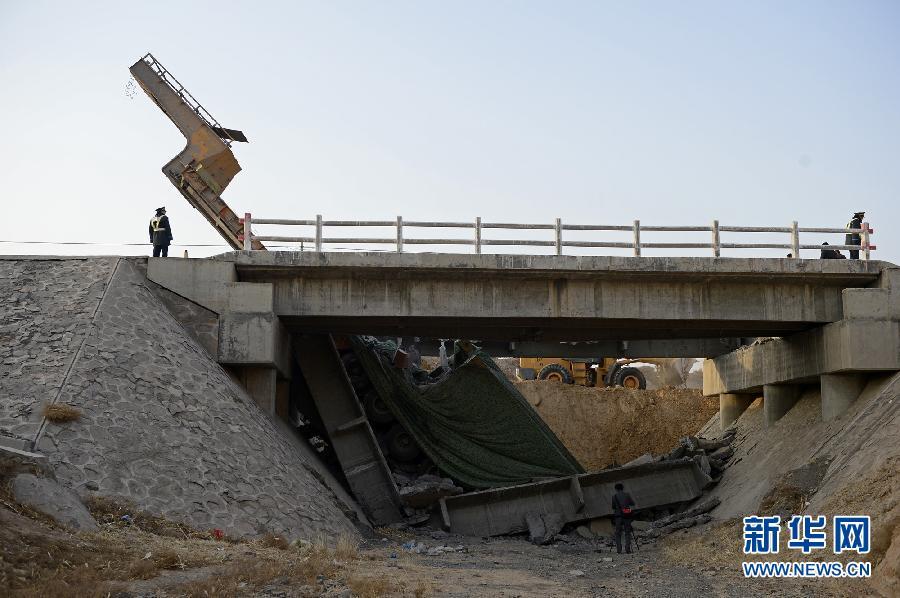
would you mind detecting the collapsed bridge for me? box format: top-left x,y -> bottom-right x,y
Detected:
129,52 -> 900,535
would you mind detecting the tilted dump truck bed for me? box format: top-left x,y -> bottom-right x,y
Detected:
129,53 -> 264,250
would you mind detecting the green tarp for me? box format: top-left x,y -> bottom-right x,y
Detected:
351,337 -> 584,489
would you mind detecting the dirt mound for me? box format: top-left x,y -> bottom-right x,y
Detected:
514,381 -> 718,471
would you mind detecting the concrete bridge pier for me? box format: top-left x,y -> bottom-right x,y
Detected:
763,385 -> 801,427
719,393 -> 755,430
821,373 -> 868,421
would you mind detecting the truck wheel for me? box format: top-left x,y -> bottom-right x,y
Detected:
615,367 -> 646,390
538,364 -> 573,384
362,390 -> 395,425
386,424 -> 421,462
585,368 -> 597,387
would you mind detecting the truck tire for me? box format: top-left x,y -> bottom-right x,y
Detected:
615,367 -> 646,390
585,368 -> 597,387
538,363 -> 573,384
362,390 -> 395,425
386,424 -> 421,462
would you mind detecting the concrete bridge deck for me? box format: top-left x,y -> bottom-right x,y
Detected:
200,252 -> 888,343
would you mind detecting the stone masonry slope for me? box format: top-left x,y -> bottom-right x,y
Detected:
0,257 -> 117,448
3,257 -> 358,540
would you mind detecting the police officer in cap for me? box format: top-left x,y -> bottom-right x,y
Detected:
149,207 -> 173,257
846,211 -> 865,260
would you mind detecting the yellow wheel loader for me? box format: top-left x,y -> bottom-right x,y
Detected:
516,357 -> 653,389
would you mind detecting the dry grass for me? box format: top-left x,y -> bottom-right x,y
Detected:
85,495 -> 223,540
41,403 -> 81,423
0,473 -> 370,597
661,519 -> 744,569
259,532 -> 290,550
758,483 -> 808,518
179,559 -> 294,597
336,533 -> 359,560
348,574 -> 394,597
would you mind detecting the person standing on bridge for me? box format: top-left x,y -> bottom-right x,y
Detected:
149,207 -> 173,257
612,482 -> 636,554
845,211 -> 865,260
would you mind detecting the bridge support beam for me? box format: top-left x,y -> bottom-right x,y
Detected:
764,384 -> 801,428
719,393 -> 755,430
236,367 -> 277,415
821,373 -> 867,422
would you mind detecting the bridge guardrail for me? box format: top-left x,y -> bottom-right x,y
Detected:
237,215 -> 875,260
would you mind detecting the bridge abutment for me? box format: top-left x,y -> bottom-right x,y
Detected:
820,373 -> 868,422
719,393 -> 755,429
763,385 -> 802,427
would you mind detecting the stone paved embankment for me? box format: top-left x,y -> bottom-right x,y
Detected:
1,257 -> 358,540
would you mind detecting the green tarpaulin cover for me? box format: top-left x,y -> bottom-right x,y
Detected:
351,337 -> 584,489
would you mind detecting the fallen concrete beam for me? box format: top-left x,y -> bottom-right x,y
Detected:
294,334 -> 403,525
439,460 -> 708,537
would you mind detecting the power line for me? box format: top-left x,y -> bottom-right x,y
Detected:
0,240 -> 228,247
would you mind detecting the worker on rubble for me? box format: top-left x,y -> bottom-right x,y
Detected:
612,482 -> 636,554
845,211 -> 865,259
149,207 -> 173,257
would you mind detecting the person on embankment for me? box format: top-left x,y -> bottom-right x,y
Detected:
612,482 -> 636,554
149,206 -> 173,257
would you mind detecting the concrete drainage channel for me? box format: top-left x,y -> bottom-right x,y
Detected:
288,333 -> 723,539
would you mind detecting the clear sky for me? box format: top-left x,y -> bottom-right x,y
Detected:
1,1 -> 897,261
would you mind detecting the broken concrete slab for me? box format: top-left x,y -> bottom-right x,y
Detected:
652,497 -> 721,529
709,446 -> 734,461
11,474 -> 98,531
399,477 -> 463,509
526,512 -> 565,545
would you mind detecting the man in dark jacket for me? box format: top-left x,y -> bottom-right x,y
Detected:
820,242 -> 846,260
612,482 -> 636,554
845,211 -> 865,259
149,207 -> 173,257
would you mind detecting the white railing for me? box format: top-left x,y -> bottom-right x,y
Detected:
238,214 -> 875,260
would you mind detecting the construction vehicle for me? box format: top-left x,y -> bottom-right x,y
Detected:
516,357 -> 659,389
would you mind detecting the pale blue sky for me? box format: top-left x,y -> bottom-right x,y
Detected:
1,1 -> 897,261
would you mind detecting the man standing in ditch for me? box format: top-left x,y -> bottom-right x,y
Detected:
149,207 -> 173,257
612,482 -> 636,554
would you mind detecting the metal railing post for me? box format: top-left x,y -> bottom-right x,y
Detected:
633,220 -> 641,257
243,212 -> 252,252
555,218 -> 562,256
711,219 -> 720,257
475,217 -> 482,254
791,221 -> 800,258
396,216 -> 403,253
863,222 -> 871,261
315,214 -> 323,252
